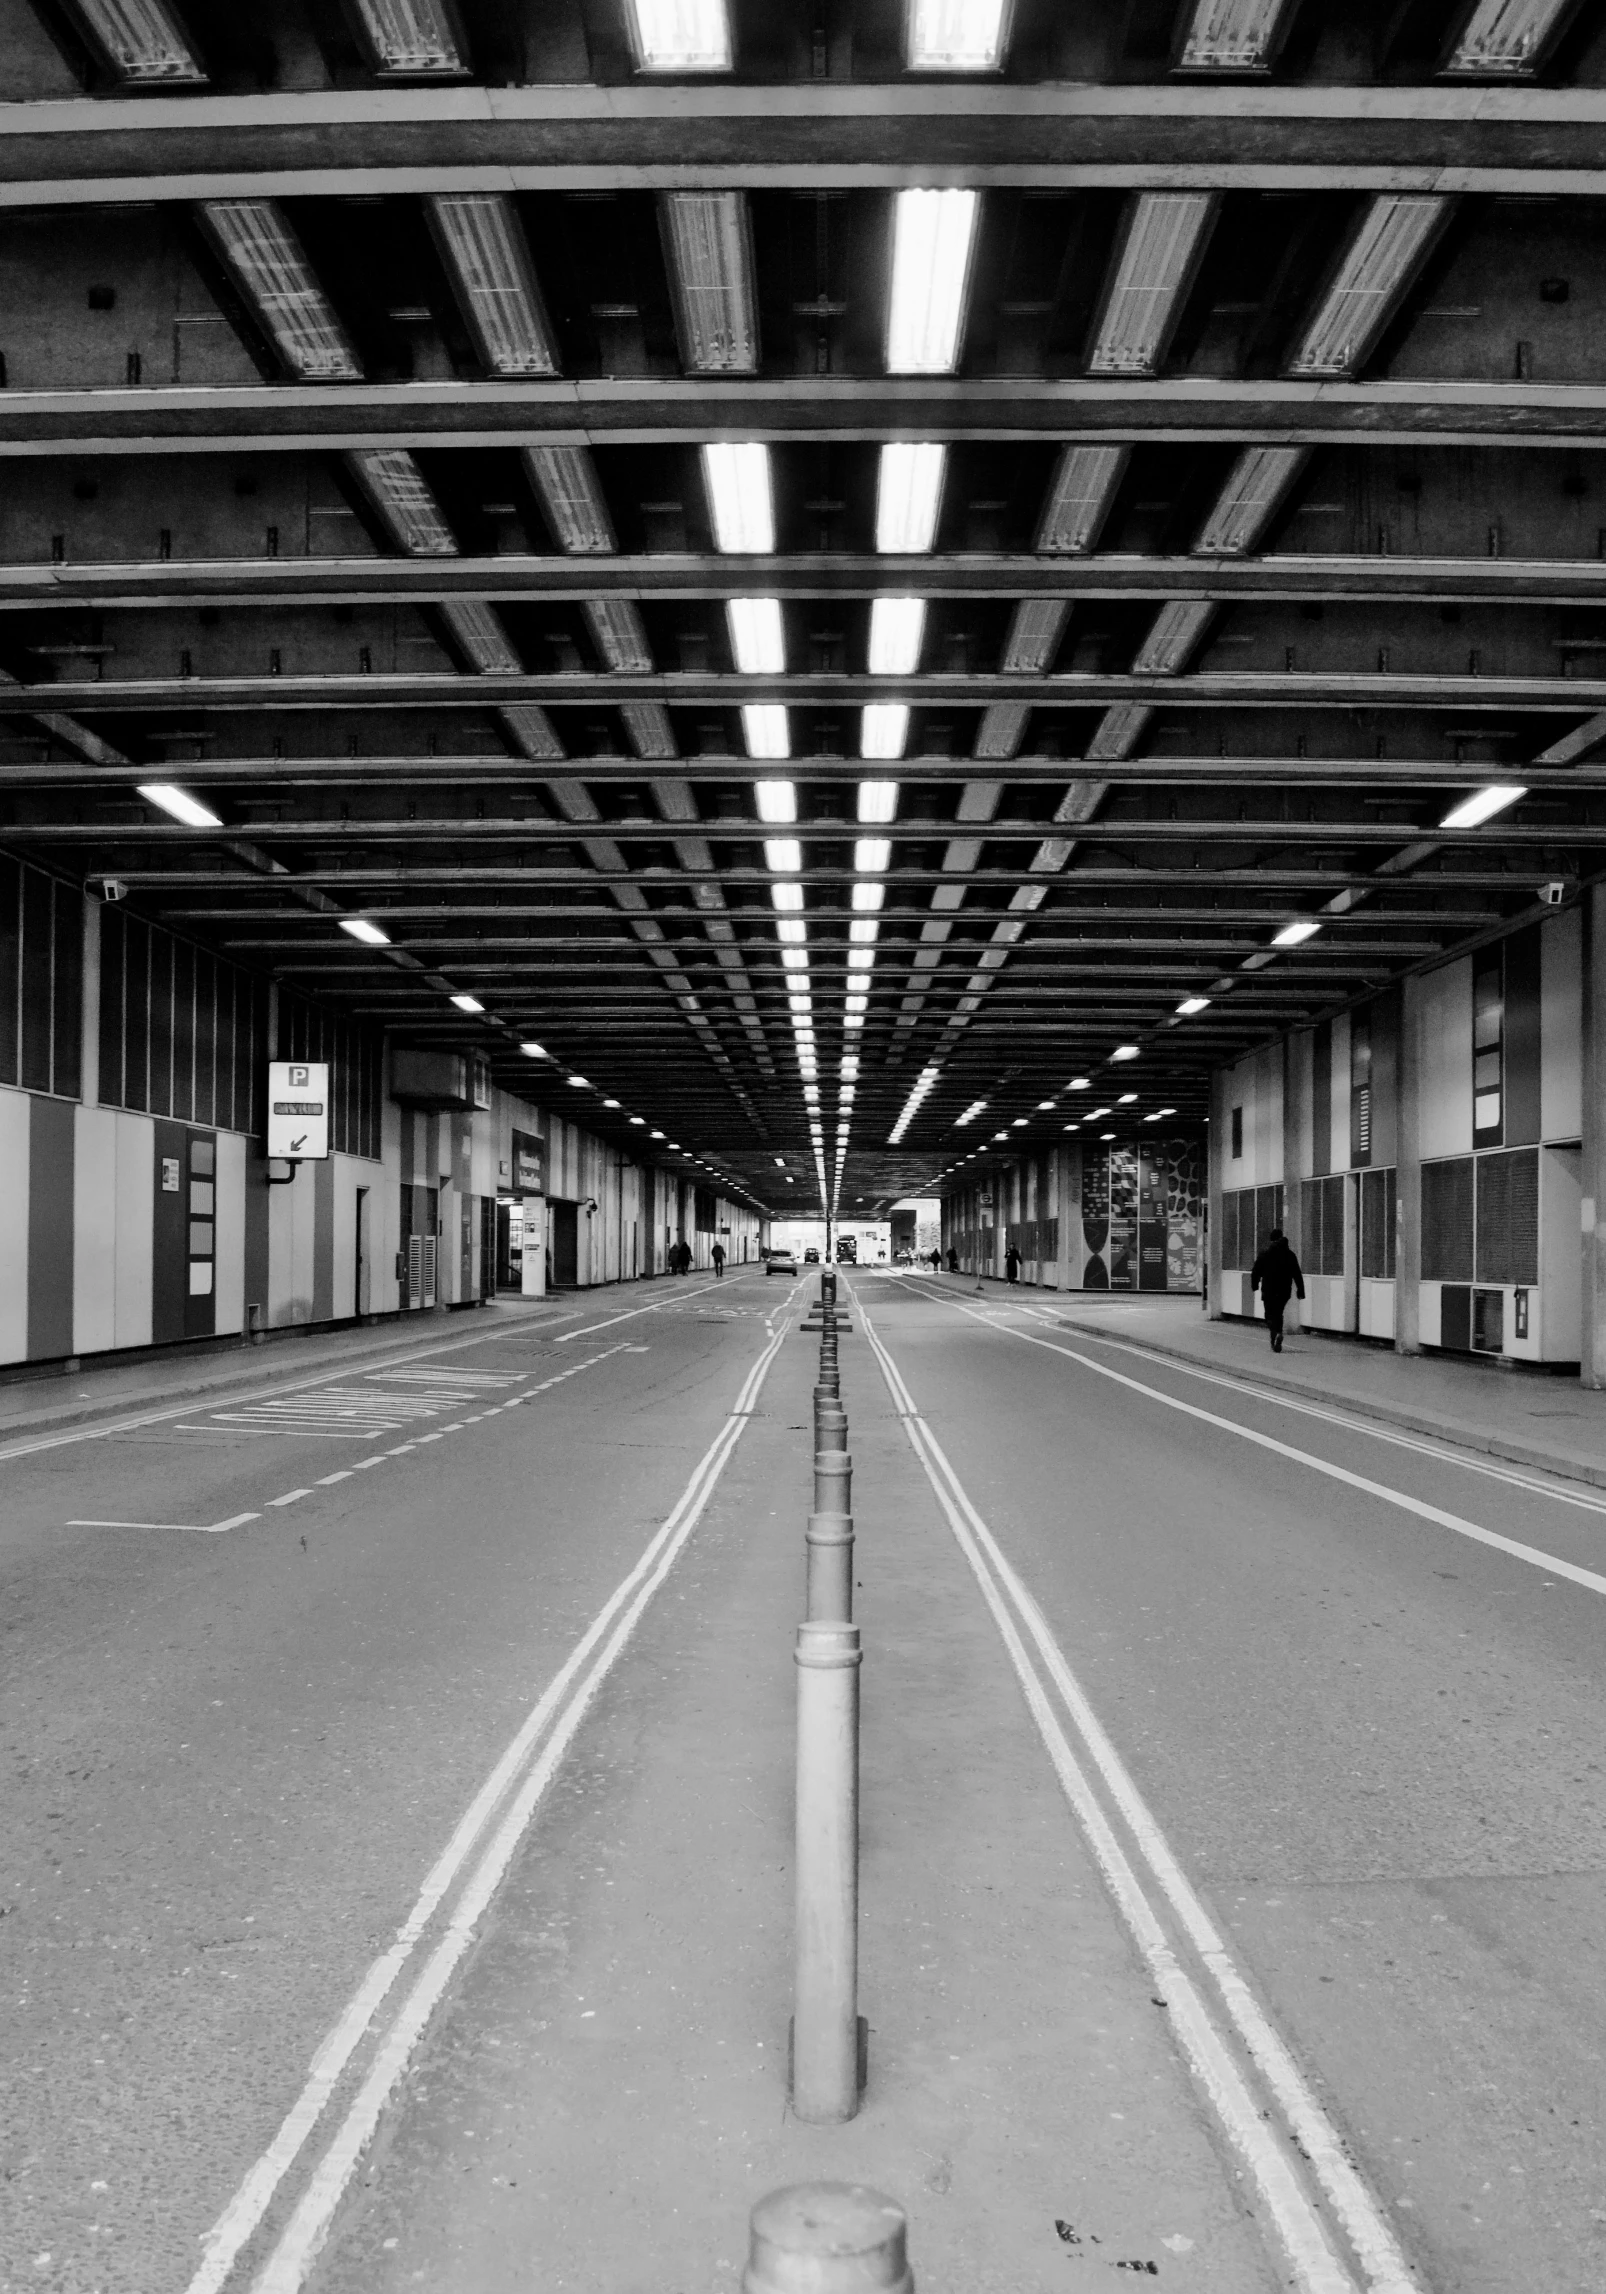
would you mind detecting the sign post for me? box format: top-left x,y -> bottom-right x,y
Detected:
267,1062 -> 331,1163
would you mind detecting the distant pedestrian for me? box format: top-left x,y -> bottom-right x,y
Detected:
930,1248 -> 942,1273
1250,1225 -> 1305,1352
947,1247 -> 959,1273
711,1240 -> 725,1279
1005,1243 -> 1022,1284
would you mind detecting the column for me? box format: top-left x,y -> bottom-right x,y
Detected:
1395,969 -> 1423,1356
1580,885 -> 1606,1386
1281,1032 -> 1302,1335
1207,1065 -> 1226,1320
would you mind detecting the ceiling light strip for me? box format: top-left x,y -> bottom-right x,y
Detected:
75,0 -> 204,81
200,201 -> 362,381
427,194 -> 557,376
1088,193 -> 1217,377
664,194 -> 760,374
886,188 -> 979,376
1288,195 -> 1452,379
350,0 -> 464,74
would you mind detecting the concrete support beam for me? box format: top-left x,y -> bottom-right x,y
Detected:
1581,886 -> 1606,1389
1395,970 -> 1424,1358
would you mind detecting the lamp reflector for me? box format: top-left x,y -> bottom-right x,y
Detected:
906,0 -> 1008,69
201,201 -> 361,381
875,441 -> 946,553
1440,783 -> 1526,828
523,446 -> 616,554
868,596 -> 926,675
664,193 -> 759,372
348,449 -> 457,555
75,0 -> 204,80
702,442 -> 775,553
1088,193 -> 1216,376
427,194 -> 557,375
727,597 -> 785,673
350,0 -> 464,72
886,188 -> 979,374
626,0 -> 732,69
862,704 -> 911,759
1036,443 -> 1128,553
1289,195 -> 1450,377
139,782 -> 221,828
744,706 -> 791,761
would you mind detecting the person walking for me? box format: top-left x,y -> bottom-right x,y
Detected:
711,1239 -> 725,1279
947,1247 -> 959,1273
930,1248 -> 942,1273
1250,1225 -> 1305,1352
1005,1242 -> 1022,1285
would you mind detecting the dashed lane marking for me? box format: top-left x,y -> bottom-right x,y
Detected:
65,1511 -> 262,1535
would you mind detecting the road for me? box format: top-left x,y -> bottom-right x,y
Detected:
2,1268 -> 1602,2294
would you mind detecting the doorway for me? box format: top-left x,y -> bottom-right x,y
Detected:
550,1198 -> 579,1287
354,1186 -> 368,1319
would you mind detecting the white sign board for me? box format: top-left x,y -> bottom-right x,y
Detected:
267,1061 -> 330,1160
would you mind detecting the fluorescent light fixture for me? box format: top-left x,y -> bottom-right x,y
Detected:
702,443 -> 774,553
1037,1099 -> 1056,1110
771,881 -> 804,912
76,0 -> 204,81
869,597 -> 926,675
876,442 -> 946,553
974,701 -> 1030,761
1289,195 -> 1450,378
1111,1044 -> 1140,1061
886,188 -> 979,375
1089,1106 -> 1112,1118
1101,1131 -> 1116,1142
1088,193 -> 1216,376
1272,918 -> 1321,947
621,701 -> 676,760
568,1074 -> 590,1088
857,781 -> 899,824
1176,0 -> 1294,72
855,838 -> 892,873
1133,600 -> 1214,676
1086,703 -> 1153,761
1193,446 -> 1308,556
584,598 -> 653,673
1176,994 -> 1211,1015
427,195 -> 556,376
906,0 -> 1008,69
340,917 -> 391,945
993,1130 -> 1009,1141
862,704 -> 910,759
521,1041 -> 548,1058
1011,1117 -> 1028,1127
852,882 -> 885,912
765,838 -> 803,873
1036,444 -> 1128,554
349,449 -> 457,555
651,1129 -> 665,1139
139,782 -> 221,828
728,598 -> 785,673
626,0 -> 732,69
777,918 -> 807,942
631,1115 -> 646,1126
665,195 -> 758,372
850,919 -> 880,944
523,446 -> 615,553
755,779 -> 798,823
745,706 -> 791,761
1001,599 -> 1067,675
604,1098 -> 621,1109
441,599 -> 522,675
1118,1092 -> 1138,1105
847,947 -> 875,970
1444,0 -> 1573,75
201,201 -> 361,381
350,0 -> 464,72
1441,783 -> 1526,828
450,992 -> 484,1013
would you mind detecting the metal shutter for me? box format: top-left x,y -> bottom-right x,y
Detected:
1219,1190 -> 1238,1271
1360,1167 -> 1387,1279
1475,1147 -> 1539,1285
1421,1158 -> 1474,1281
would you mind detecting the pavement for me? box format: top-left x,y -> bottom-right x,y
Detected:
4,1266 -> 1604,2294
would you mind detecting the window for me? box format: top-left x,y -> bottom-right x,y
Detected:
1300,1174 -> 1345,1276
1475,1147 -> 1538,1286
1421,1157 -> 1475,1282
1230,1104 -> 1243,1158
0,856 -> 82,1100
1359,1166 -> 1397,1279
1350,1009 -> 1372,1167
100,906 -> 266,1136
1472,949 -> 1503,1143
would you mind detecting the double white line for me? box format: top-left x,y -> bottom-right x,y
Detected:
855,1295 -> 1418,2294
189,1319 -> 787,2294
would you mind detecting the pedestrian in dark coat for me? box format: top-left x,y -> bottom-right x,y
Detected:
1250,1226 -> 1305,1352
947,1247 -> 959,1272
711,1240 -> 725,1279
1005,1243 -> 1022,1284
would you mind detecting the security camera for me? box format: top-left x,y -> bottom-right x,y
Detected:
1539,880 -> 1570,907
96,877 -> 128,902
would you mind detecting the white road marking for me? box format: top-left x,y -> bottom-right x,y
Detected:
316,1473 -> 351,1487
555,1269 -> 761,1343
267,1491 -> 311,1508
187,1321 -> 786,2294
855,1294 -> 1415,2294
905,1282 -> 1606,1597
66,1511 -> 261,1535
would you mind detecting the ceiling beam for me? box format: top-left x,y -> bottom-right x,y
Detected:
79,864 -> 1551,889
18,818 -> 1602,848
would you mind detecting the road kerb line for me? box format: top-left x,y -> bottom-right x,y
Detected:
854,1294 -> 1416,2294
186,1320 -> 786,2294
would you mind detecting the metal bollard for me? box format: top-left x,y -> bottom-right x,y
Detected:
743,2184 -> 912,2294
807,1452 -> 853,1622
792,1619 -> 861,2122
815,1402 -> 847,1455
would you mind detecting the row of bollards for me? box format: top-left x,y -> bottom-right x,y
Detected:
743,1271 -> 913,2292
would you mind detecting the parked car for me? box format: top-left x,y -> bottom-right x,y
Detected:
766,1246 -> 799,1276
803,1246 -> 820,1263
835,1237 -> 858,1264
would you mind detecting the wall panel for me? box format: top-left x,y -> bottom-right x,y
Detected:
214,1129 -> 246,1336
1418,958 -> 1473,1159
112,1113 -> 154,1350
0,1087 -> 30,1364
72,1104 -> 119,1357
1541,907 -> 1583,1141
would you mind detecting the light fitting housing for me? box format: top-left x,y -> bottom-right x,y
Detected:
585,598 -> 654,674
1288,195 -> 1451,378
1036,443 -> 1129,553
1441,783 -> 1526,828
441,599 -> 521,675
727,597 -> 785,674
1175,0 -> 1295,72
743,706 -> 791,761
201,201 -> 361,381
857,781 -> 899,824
664,194 -> 759,372
75,0 -> 204,80
348,449 -> 457,555
139,782 -> 221,828
426,194 -> 557,375
621,701 -> 677,759
450,992 -> 484,1013
348,0 -> 466,74
875,441 -> 947,555
1087,193 -> 1217,376
702,442 -> 775,553
1442,0 -> 1576,75
861,705 -> 910,759
868,597 -> 926,676
905,0 -> 1009,69
1272,918 -> 1321,947
1133,600 -> 1215,676
886,188 -> 979,375
340,917 -> 391,945
1192,446 -> 1308,555
755,779 -> 798,824
522,446 -> 616,554
625,0 -> 732,70
1001,599 -> 1068,676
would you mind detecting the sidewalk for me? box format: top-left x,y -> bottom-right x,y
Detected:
970,1278 -> 1606,1492
317,1301 -> 1282,2294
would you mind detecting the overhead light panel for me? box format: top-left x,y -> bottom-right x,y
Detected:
451,992 -> 484,1013
1001,599 -> 1067,676
755,779 -> 798,824
862,704 -> 910,760
340,917 -> 391,946
1441,783 -> 1526,828
1036,444 -> 1128,554
703,442 -> 774,553
906,0 -> 1008,69
1133,601 -> 1214,677
855,837 -> 892,873
523,446 -> 616,554
727,597 -> 785,673
1272,918 -> 1321,947
1193,446 -> 1308,556
626,0 -> 732,69
521,1041 -> 548,1058
139,782 -> 221,828
349,0 -> 465,72
585,598 -> 654,674
765,838 -> 803,873
1088,194 -> 1216,376
1175,994 -> 1211,1015
744,705 -> 791,760
201,201 -> 362,381
868,597 -> 926,675
664,194 -> 759,373
1176,0 -> 1294,72
348,449 -> 457,556
886,188 -> 978,375
1443,0 -> 1574,75
441,599 -> 521,675
427,195 -> 557,376
75,0 -> 204,81
1111,1044 -> 1139,1061
857,781 -> 899,824
876,442 -> 946,553
1288,195 -> 1450,378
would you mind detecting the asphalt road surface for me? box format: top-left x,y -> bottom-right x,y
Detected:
3,1269 -> 1602,2294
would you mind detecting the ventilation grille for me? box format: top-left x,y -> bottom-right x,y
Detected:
1475,1147 -> 1539,1285
1422,1157 -> 1474,1281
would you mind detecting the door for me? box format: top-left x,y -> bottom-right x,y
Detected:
153,1121 -> 216,1343
551,1199 -> 579,1287
354,1186 -> 368,1318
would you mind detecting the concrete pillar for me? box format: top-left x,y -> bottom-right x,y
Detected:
1395,969 -> 1423,1356
1580,886 -> 1606,1386
80,894 -> 100,1108
1207,1064 -> 1226,1319
1281,1032 -> 1302,1334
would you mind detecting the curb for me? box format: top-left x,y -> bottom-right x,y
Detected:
1052,1316 -> 1606,1495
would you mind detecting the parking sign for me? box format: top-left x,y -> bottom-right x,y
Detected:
267,1061 -> 331,1160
